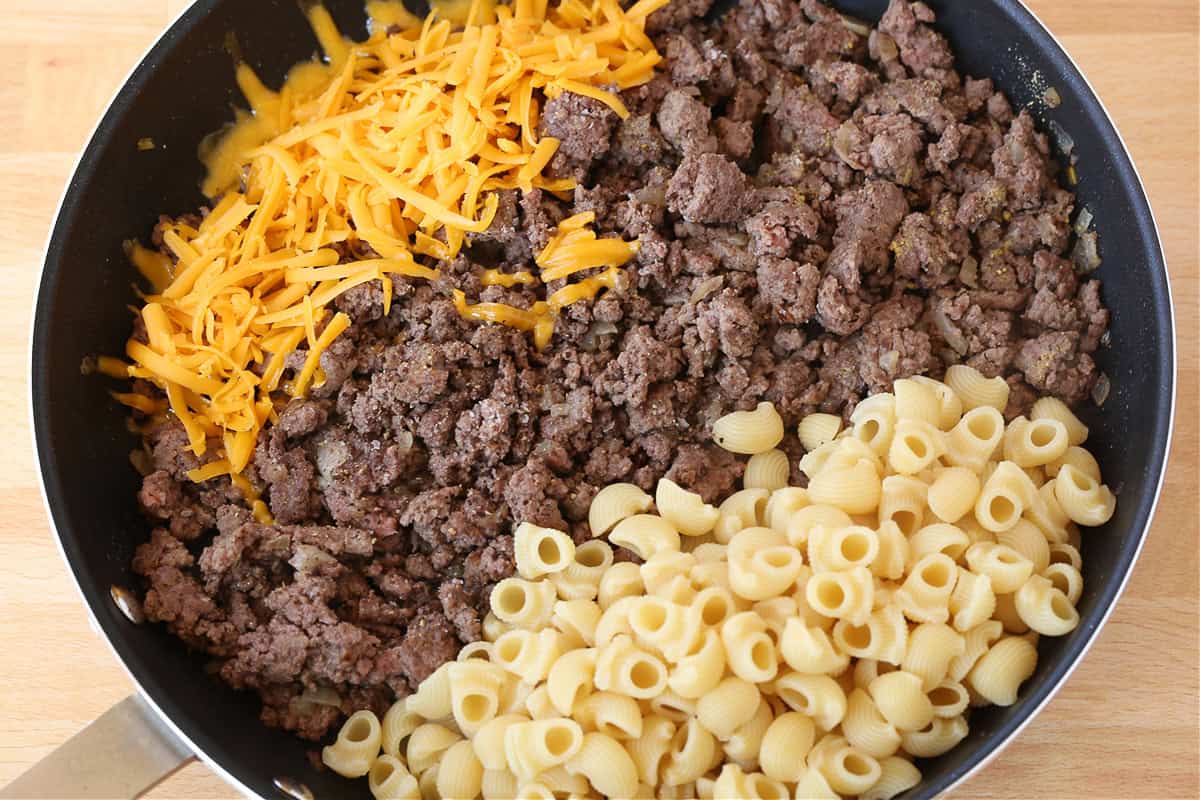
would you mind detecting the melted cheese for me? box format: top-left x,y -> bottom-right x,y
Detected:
118,0 -> 663,485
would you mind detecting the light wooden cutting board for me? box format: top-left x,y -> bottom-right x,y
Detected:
0,1 -> 1195,798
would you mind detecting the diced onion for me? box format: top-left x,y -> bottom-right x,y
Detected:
1043,87 -> 1062,108
932,305 -> 968,355
1071,231 -> 1102,273
1073,207 -> 1093,235
691,276 -> 725,304
1091,372 -> 1110,406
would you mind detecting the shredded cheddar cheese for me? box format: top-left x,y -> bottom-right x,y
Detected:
115,0 -> 661,488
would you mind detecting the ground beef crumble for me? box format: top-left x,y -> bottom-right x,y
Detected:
130,0 -> 1109,740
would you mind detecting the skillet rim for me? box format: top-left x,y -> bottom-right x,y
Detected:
28,1 -> 1176,798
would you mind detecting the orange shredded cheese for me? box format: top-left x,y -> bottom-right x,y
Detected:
116,0 -> 663,488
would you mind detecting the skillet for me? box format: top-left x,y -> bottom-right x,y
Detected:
18,0 -> 1175,797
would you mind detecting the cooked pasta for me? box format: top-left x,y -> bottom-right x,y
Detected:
877,475 -> 927,536
842,688 -> 902,759
902,623 -> 965,691
724,699 -> 774,769
610,513 -> 682,560
968,635 -> 1038,706
323,710 -> 384,778
773,672 -> 847,732
911,375 -> 965,431
798,413 -> 844,451
1014,574 -> 1080,636
744,449 -> 791,491
1031,396 -> 1089,446
925,466 -> 981,524
944,406 -> 1005,473
697,677 -> 760,740
340,390 -> 1113,800
1003,416 -> 1070,467
368,755 -> 419,800
436,739 -> 484,799
513,522 -> 576,579
490,577 -> 557,629
851,392 -> 898,456
944,364 -> 1010,412
657,478 -> 721,537
598,562 -> 645,610
714,488 -> 770,543
712,402 -> 786,455
1054,464 -> 1117,526
588,482 -> 653,537
808,459 -> 884,515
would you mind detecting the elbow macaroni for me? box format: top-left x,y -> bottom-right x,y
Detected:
329,384 -> 1110,800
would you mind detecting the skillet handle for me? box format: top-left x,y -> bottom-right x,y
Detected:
0,694 -> 195,799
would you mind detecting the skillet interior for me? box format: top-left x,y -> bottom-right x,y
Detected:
31,1 -> 1173,797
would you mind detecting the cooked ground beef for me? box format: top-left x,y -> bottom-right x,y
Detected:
130,0 -> 1109,740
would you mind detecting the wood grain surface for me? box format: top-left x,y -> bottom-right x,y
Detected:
0,1 -> 1195,798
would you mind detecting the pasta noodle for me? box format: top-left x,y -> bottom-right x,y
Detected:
944,364 -> 1010,412
926,466 -> 982,523
588,482 -> 653,537
513,522 -> 576,579
798,413 -> 843,451
323,710 -> 384,778
1031,396 -> 1089,446
350,392 -> 1113,800
744,449 -> 791,491
712,402 -> 785,455
657,478 -> 720,537
610,514 -> 682,560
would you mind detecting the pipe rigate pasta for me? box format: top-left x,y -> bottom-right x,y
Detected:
893,378 -> 942,427
967,635 -> 1038,706
435,740 -> 484,799
1003,416 -> 1070,467
798,413 -> 843,452
513,522 -> 575,579
597,561 -> 644,610
744,448 -> 791,491
877,475 -> 927,536
348,390 -> 1115,800
1053,464 -> 1117,526
773,672 -> 847,732
406,723 -> 461,776
943,406 -> 1005,472
784,503 -> 853,549
842,689 -> 902,759
808,459 -> 883,515
1014,574 -> 1080,636
780,618 -> 849,675
588,482 -> 653,537
719,612 -> 779,683
1045,444 -> 1102,480
944,364 -> 1010,412
609,513 -> 681,560
758,712 -> 815,782
712,402 -> 785,455
624,715 -> 676,785
448,660 -> 506,734
851,392 -> 897,456
656,478 -> 720,537
713,488 -> 770,543
1043,562 -> 1084,605
724,698 -> 773,769
367,754 -> 419,800
899,715 -> 969,758
902,623 -> 965,691
663,717 -> 719,786
323,710 -> 384,778
565,732 -> 639,799
1031,396 -> 1089,445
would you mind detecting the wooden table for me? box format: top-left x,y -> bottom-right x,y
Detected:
0,1 -> 1195,798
